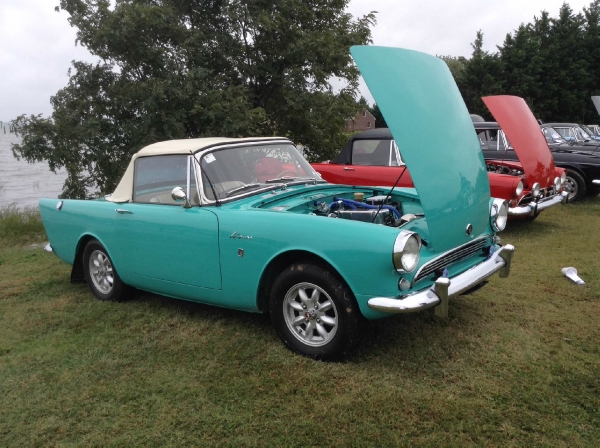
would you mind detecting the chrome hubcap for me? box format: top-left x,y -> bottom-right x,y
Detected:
283,282 -> 338,347
563,176 -> 578,201
89,250 -> 114,294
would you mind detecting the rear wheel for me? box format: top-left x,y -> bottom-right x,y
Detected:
270,263 -> 363,360
83,239 -> 126,302
563,169 -> 586,202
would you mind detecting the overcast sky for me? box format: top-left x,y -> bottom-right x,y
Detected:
0,0 -> 593,121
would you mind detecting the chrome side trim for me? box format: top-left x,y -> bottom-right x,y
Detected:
115,209 -> 133,214
368,244 -> 515,314
507,191 -> 567,217
411,236 -> 488,287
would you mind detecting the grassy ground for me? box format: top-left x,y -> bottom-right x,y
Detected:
0,198 -> 599,446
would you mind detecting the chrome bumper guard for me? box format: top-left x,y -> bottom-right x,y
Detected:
368,244 -> 515,317
508,191 -> 567,217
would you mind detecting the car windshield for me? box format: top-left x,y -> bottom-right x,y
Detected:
542,127 -> 568,144
554,127 -> 577,141
581,125 -> 595,136
198,142 -> 323,201
576,126 -> 591,140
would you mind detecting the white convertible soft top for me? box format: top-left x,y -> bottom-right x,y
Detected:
106,137 -> 284,203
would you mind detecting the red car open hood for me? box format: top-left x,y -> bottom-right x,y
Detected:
483,96 -> 556,188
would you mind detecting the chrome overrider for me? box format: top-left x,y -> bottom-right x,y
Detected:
508,191 -> 568,217
368,244 -> 515,318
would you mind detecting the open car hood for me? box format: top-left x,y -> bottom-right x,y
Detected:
593,96 -> 600,115
482,96 -> 556,188
351,46 -> 490,252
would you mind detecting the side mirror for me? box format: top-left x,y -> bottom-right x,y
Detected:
171,187 -> 191,208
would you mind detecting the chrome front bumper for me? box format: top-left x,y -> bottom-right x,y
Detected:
368,244 -> 515,317
593,179 -> 600,185
508,191 -> 568,217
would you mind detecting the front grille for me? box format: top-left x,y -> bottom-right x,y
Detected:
518,193 -> 533,206
519,187 -> 558,206
411,237 -> 488,286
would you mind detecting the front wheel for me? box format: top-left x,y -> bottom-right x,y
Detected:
270,263 -> 363,360
83,239 -> 126,302
563,169 -> 586,202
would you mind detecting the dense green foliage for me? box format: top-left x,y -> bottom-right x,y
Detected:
368,103 -> 387,128
12,0 -> 374,198
454,1 -> 600,122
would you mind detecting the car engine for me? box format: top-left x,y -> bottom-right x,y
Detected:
486,163 -> 524,177
311,194 -> 419,227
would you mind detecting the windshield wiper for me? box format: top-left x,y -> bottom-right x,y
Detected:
225,183 -> 261,197
265,176 -> 295,183
265,176 -> 324,185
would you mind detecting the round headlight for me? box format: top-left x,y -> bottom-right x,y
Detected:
561,171 -> 566,184
393,231 -> 422,273
490,198 -> 508,232
515,180 -> 524,197
532,182 -> 541,197
553,176 -> 561,192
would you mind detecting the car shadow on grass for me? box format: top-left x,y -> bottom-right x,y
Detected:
122,285 -> 486,367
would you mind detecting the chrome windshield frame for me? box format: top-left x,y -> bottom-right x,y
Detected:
194,139 -> 321,205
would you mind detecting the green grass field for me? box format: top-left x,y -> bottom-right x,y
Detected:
1,199 -> 599,446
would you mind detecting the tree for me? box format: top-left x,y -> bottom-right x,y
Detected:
456,31 -> 504,118
368,103 -> 387,128
455,2 -> 600,123
439,55 -> 467,84
583,0 -> 600,120
12,0 -> 375,197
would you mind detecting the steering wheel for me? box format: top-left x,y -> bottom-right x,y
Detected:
277,170 -> 298,178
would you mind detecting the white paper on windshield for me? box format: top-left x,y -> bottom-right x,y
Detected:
204,153 -> 216,163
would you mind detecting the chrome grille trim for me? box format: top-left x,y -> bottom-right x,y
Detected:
518,193 -> 533,206
411,237 -> 489,287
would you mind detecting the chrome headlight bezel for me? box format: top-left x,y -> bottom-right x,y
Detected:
393,231 -> 422,273
553,176 -> 561,192
490,198 -> 508,232
532,182 -> 541,198
515,180 -> 524,197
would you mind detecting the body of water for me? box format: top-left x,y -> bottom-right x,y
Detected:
0,131 -> 67,208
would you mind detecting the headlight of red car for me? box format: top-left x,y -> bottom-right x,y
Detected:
515,180 -> 524,197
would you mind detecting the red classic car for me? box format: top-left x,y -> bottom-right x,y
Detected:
313,96 -> 567,220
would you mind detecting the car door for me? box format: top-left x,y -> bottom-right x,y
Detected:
115,154 -> 222,290
344,139 -> 413,187
313,163 -> 364,184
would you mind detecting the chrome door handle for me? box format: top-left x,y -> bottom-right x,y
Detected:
115,209 -> 133,214
343,167 -> 355,171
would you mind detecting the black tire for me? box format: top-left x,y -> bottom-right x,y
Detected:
83,239 -> 126,302
270,263 -> 363,360
563,169 -> 586,202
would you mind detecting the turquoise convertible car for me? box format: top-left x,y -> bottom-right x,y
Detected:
40,46 -> 514,359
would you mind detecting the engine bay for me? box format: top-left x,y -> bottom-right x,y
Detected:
308,193 -> 423,227
486,162 -> 524,177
